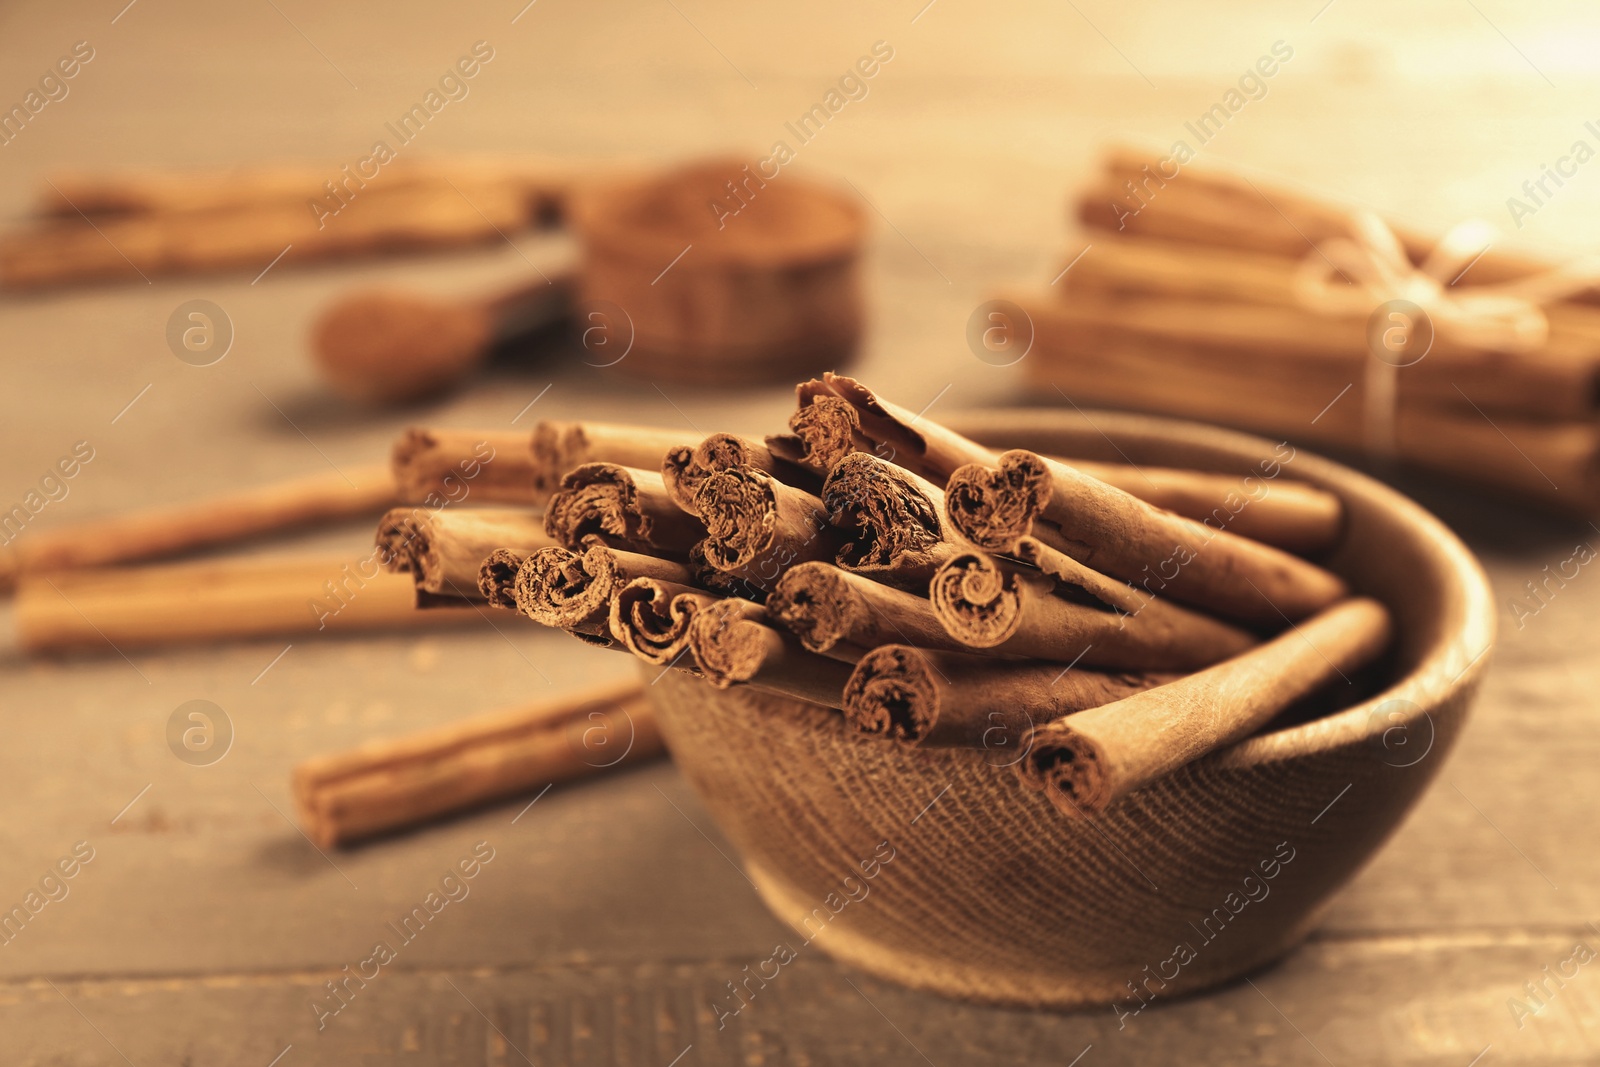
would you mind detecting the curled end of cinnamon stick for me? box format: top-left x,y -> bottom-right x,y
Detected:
514,544 -> 615,633
790,393 -> 862,472
841,644 -> 939,744
696,467 -> 781,571
927,552 -> 1024,649
609,577 -> 708,666
767,561 -> 869,653
945,451 -> 1052,552
823,452 -> 945,578
687,599 -> 772,687
544,462 -> 642,550
661,445 -> 699,514
374,507 -> 420,572
1017,722 -> 1113,817
478,548 -> 527,609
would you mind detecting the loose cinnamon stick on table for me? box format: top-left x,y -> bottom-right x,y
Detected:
376,507 -> 552,603
0,463 -> 395,593
822,451 -> 958,588
391,428 -> 536,506
662,432 -> 822,515
945,450 -> 1348,625
694,467 -> 841,588
531,421 -> 699,502
842,645 -> 1172,748
1018,597 -> 1392,816
608,576 -> 716,666
929,549 -> 1254,670
1,181 -> 539,289
543,463 -> 705,557
292,679 -> 663,848
686,599 -> 857,707
513,543 -> 694,639
15,554 -> 499,654
767,561 -> 958,654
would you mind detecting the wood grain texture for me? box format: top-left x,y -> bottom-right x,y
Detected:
1,0 -> 1597,1061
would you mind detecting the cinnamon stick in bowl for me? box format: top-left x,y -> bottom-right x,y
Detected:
767,561 -> 957,654
376,506 -> 552,603
1017,597 -> 1393,817
841,645 -> 1171,747
822,451 -> 957,588
928,549 -> 1254,670
686,599 -> 856,707
694,467 -> 840,588
543,463 -> 704,556
608,577 -> 715,665
513,543 -> 694,639
945,450 -> 1348,625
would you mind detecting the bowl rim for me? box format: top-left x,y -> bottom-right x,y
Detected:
945,407 -> 1497,770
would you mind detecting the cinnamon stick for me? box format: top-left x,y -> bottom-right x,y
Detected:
775,373 -> 1343,551
608,577 -> 715,666
15,554 -> 500,653
1023,315 -> 1600,516
292,679 -> 663,848
477,548 -> 528,609
391,428 -> 535,506
928,549 -> 1254,669
543,463 -> 704,556
822,451 -> 957,587
0,464 -> 394,592
513,543 -> 693,639
841,645 -> 1171,747
2,180 -> 539,289
376,507 -> 551,602
1017,597 -> 1392,816
662,432 -> 820,515
531,421 -> 698,502
686,599 -> 856,707
767,561 -> 957,654
945,450 -> 1348,625
694,467 -> 841,589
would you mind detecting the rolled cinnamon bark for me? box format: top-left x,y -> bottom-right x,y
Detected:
822,451 -> 957,588
513,543 -> 694,638
662,432 -> 821,515
929,550 -> 1254,669
1018,597 -> 1392,816
945,450 -> 1348,625
292,679 -> 663,848
543,463 -> 704,556
842,645 -> 1171,747
694,467 -> 840,590
375,507 -> 551,602
767,561 -> 957,654
775,374 -> 1342,551
15,554 -> 501,654
477,548 -> 528,609
0,463 -> 395,592
608,577 -> 715,666
391,428 -> 535,505
687,599 -> 856,707
531,420 -> 698,501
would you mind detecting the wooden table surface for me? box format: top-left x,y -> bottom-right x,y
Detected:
3,0 -> 1598,1062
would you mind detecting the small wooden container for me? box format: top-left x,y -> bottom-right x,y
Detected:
647,410 -> 1495,1009
568,159 -> 865,384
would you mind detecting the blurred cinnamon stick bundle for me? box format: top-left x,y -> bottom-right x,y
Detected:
1016,145 -> 1600,516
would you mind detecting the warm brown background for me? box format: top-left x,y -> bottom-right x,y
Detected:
1,0 -> 1597,1062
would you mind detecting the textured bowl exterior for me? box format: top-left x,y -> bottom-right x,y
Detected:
647,410 -> 1494,1009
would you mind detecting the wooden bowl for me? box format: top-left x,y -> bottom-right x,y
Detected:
568,159 -> 864,385
645,409 -> 1494,1010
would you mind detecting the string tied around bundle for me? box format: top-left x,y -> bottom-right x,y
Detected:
1291,211 -> 1599,457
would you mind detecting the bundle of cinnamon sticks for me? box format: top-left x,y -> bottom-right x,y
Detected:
400,372 -> 1393,818
1011,145 -> 1600,516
